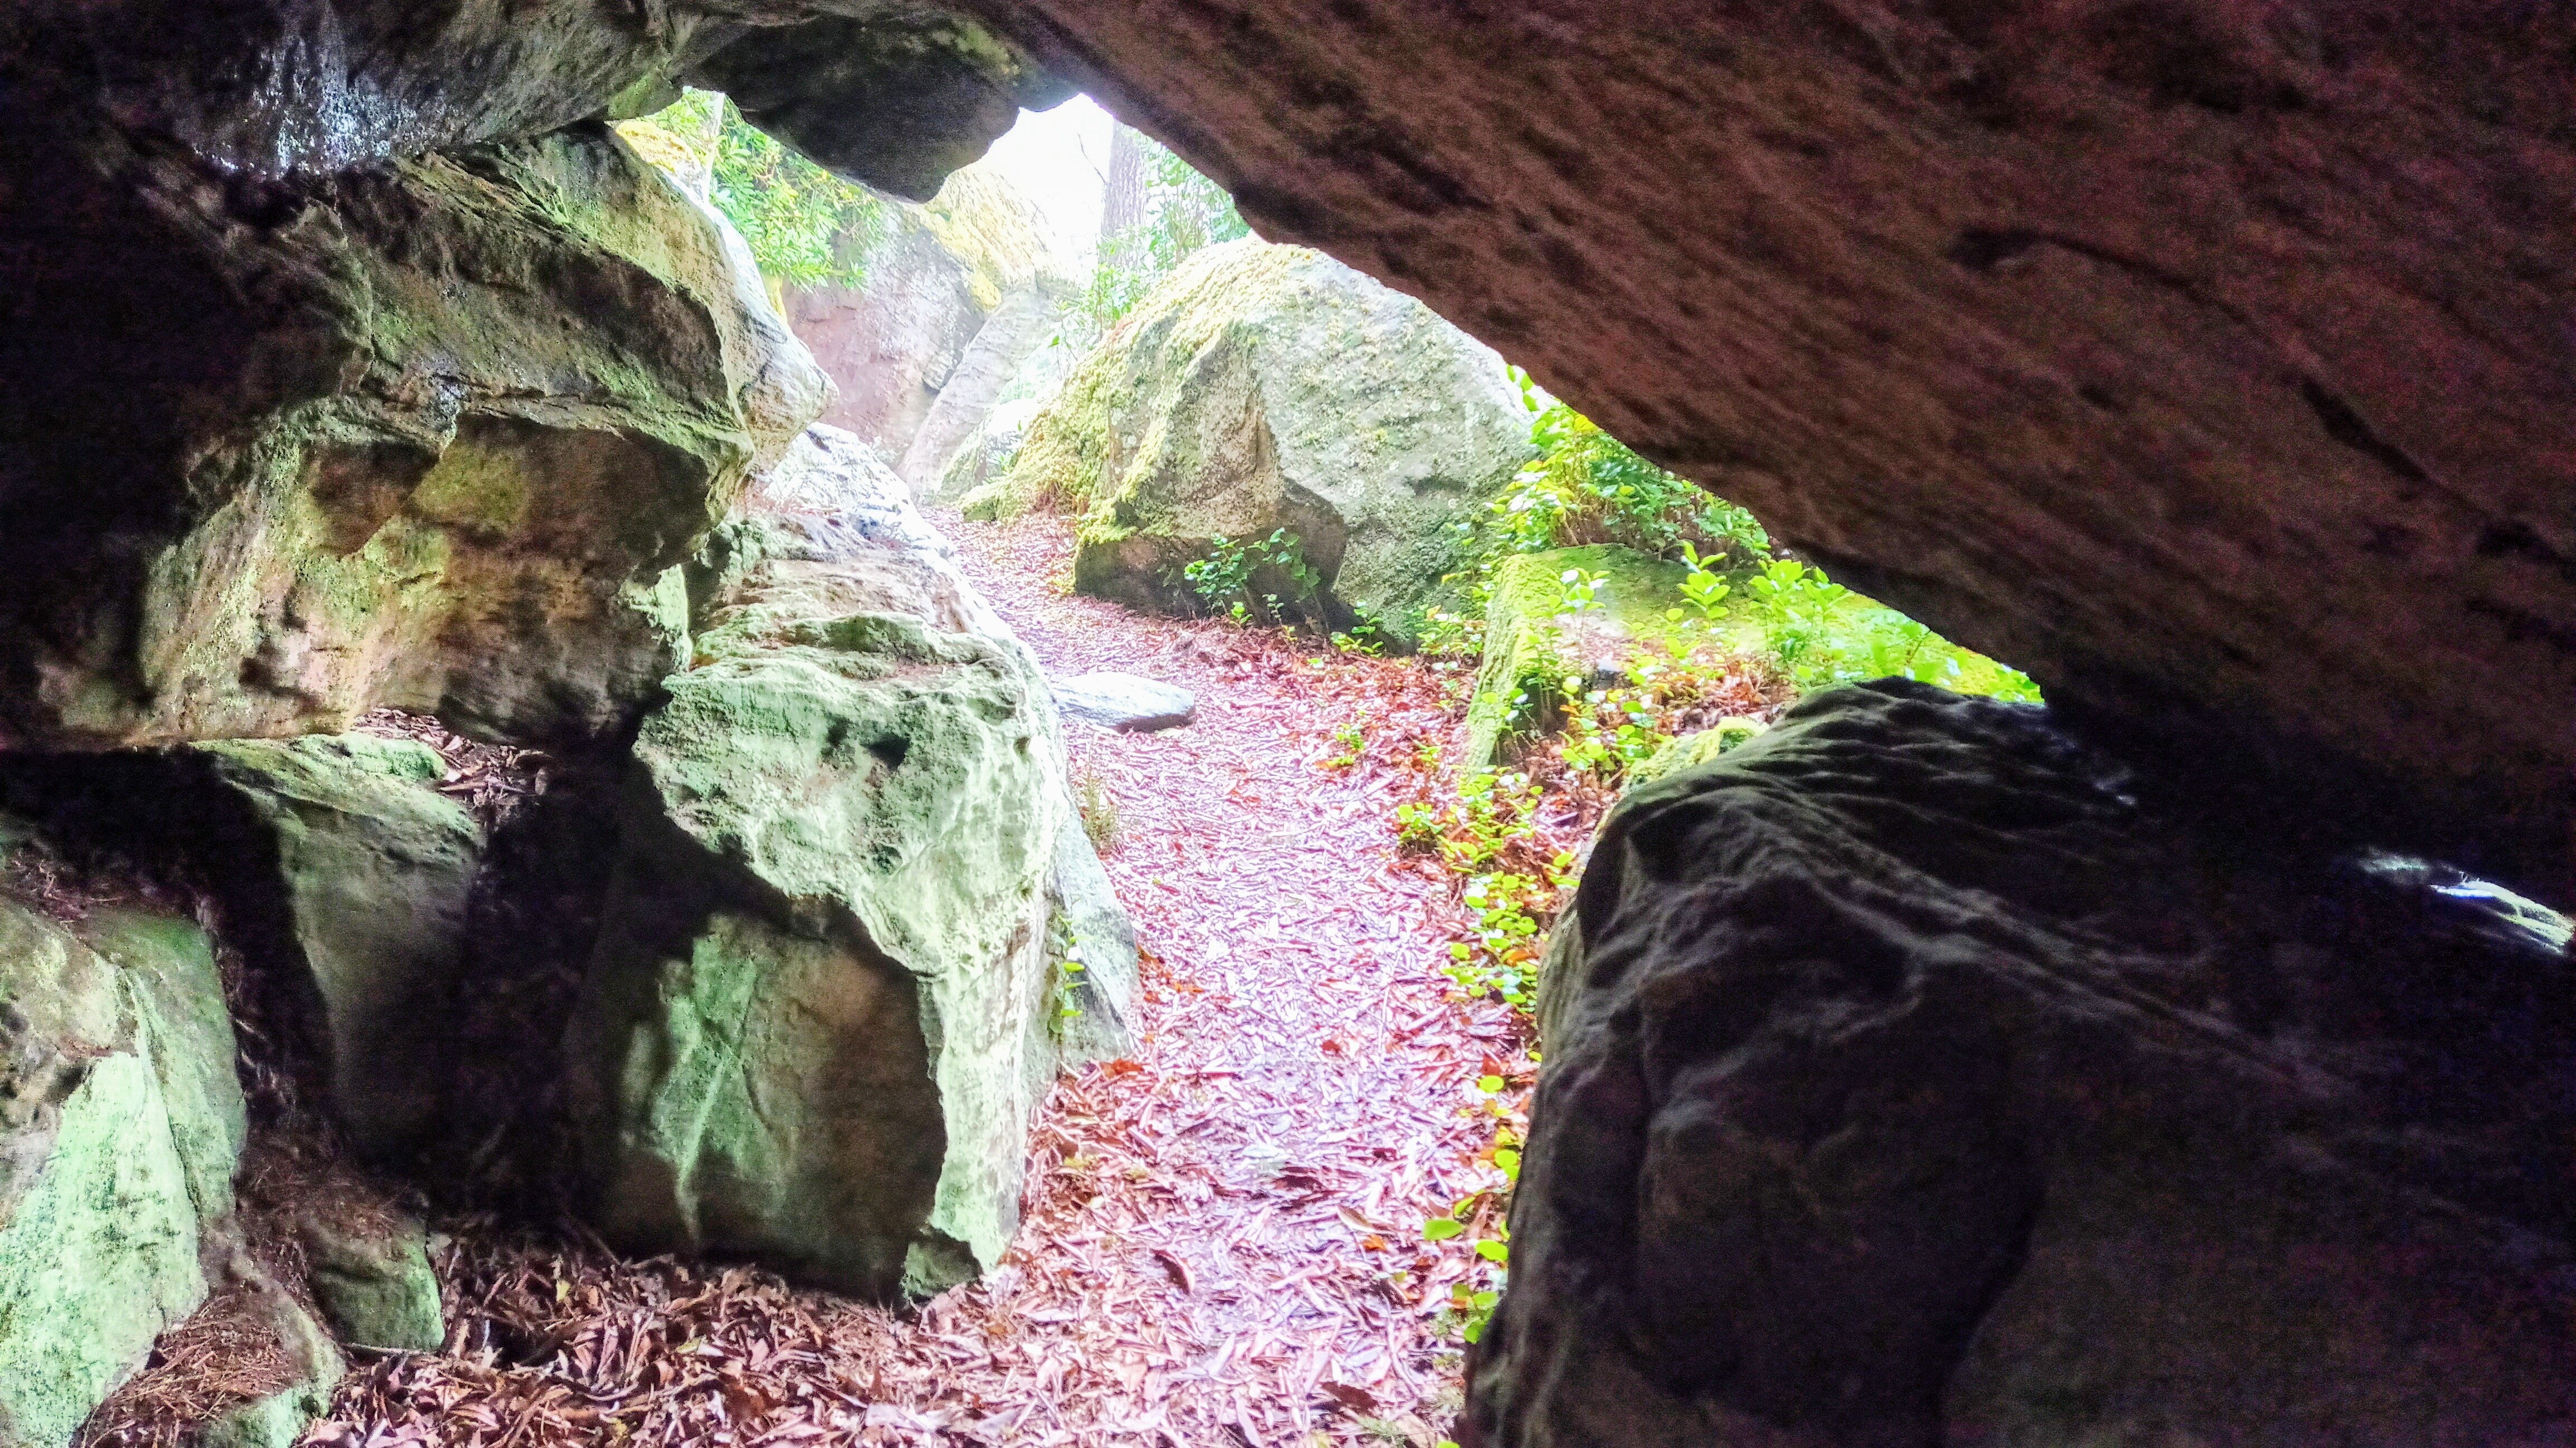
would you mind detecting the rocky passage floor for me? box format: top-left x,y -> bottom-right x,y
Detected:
326,511 -> 1518,1448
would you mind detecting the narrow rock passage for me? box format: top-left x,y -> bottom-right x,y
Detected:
329,511 -> 1509,1447
908,508 -> 1500,1444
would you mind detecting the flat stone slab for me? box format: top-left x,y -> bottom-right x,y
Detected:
1053,673 -> 1196,733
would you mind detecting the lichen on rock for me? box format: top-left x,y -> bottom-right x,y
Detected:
0,900 -> 244,1448
965,239 -> 1533,643
0,117 -> 826,752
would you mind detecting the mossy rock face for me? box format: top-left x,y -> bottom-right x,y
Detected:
0,121 -> 826,751
1463,546 -> 1690,766
0,898 -> 244,1448
965,240 -> 1532,642
188,736 -> 484,1159
567,436 -> 1126,1300
299,1212 -> 445,1353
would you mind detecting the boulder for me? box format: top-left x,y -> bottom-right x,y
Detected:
789,219 -> 989,456
1463,546 -> 1687,766
565,431 -> 1129,1299
0,899 -> 244,1448
7,0 -> 2573,888
192,737 -> 483,1159
750,424 -> 909,516
931,396 -> 1046,506
196,1279 -> 345,1448
297,1212 -> 445,1352
1469,681 -> 2576,1447
1052,673 -> 1197,733
0,118 -> 823,750
966,239 -> 1533,643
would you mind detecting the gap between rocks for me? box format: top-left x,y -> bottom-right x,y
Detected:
316,508 -> 1520,1448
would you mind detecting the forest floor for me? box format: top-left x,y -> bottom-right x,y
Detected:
320,508 -> 1533,1448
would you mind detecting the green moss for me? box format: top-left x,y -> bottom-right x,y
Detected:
0,901 -> 244,1447
1464,546 -> 1691,766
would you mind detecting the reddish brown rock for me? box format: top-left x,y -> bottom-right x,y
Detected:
967,0 -> 2576,894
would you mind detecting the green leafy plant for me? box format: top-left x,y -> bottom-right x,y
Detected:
1479,404 -> 1770,570
1671,541 -> 1733,628
705,97 -> 895,291
1557,681 -> 1669,784
1324,720 -> 1367,771
1555,567 -> 1609,615
1176,529 -> 1324,627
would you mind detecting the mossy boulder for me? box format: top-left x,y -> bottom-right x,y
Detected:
0,899 -> 244,1448
0,121 -> 825,751
567,434 -> 1129,1299
963,240 -> 1531,642
1463,546 -> 1691,766
192,737 -> 484,1159
298,1212 -> 444,1352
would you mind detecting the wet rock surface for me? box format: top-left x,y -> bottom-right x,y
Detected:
0,117 -> 821,751
1470,680 -> 2576,1446
565,432 -> 1125,1300
3,0 -> 2569,883
985,0 -> 2576,894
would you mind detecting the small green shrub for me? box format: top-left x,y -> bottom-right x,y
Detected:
1478,397 -> 1770,571
1175,529 -> 1324,627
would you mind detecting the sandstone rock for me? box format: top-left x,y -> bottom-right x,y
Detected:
967,239 -> 1532,643
566,433 -> 1124,1298
0,119 -> 820,750
931,397 -> 1046,506
1052,674 -> 1197,733
1470,680 -> 2576,1447
0,4 -> 1058,187
193,737 -> 482,1159
1047,808 -> 1139,1065
789,221 -> 990,455
1463,546 -> 1686,766
297,1212 -> 445,1352
0,900 -> 243,1448
897,281 -> 1072,498
9,0 -> 2573,888
985,0 -> 2576,895
750,425 -> 909,517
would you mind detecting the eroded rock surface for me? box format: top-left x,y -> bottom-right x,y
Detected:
978,0 -> 2576,894
969,239 -> 1532,641
565,433 -> 1129,1299
1471,681 -> 2576,1446
0,118 -> 822,750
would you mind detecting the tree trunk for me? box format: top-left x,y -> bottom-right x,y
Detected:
1102,123 -> 1149,239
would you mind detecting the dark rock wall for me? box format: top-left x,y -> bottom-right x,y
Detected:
1471,681 -> 2575,1446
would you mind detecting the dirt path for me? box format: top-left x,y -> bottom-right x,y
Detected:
330,511 -> 1513,1448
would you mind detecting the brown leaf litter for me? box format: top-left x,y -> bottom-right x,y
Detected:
315,508 -> 1524,1447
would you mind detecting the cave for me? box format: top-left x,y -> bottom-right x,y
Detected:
0,3 -> 2570,1446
